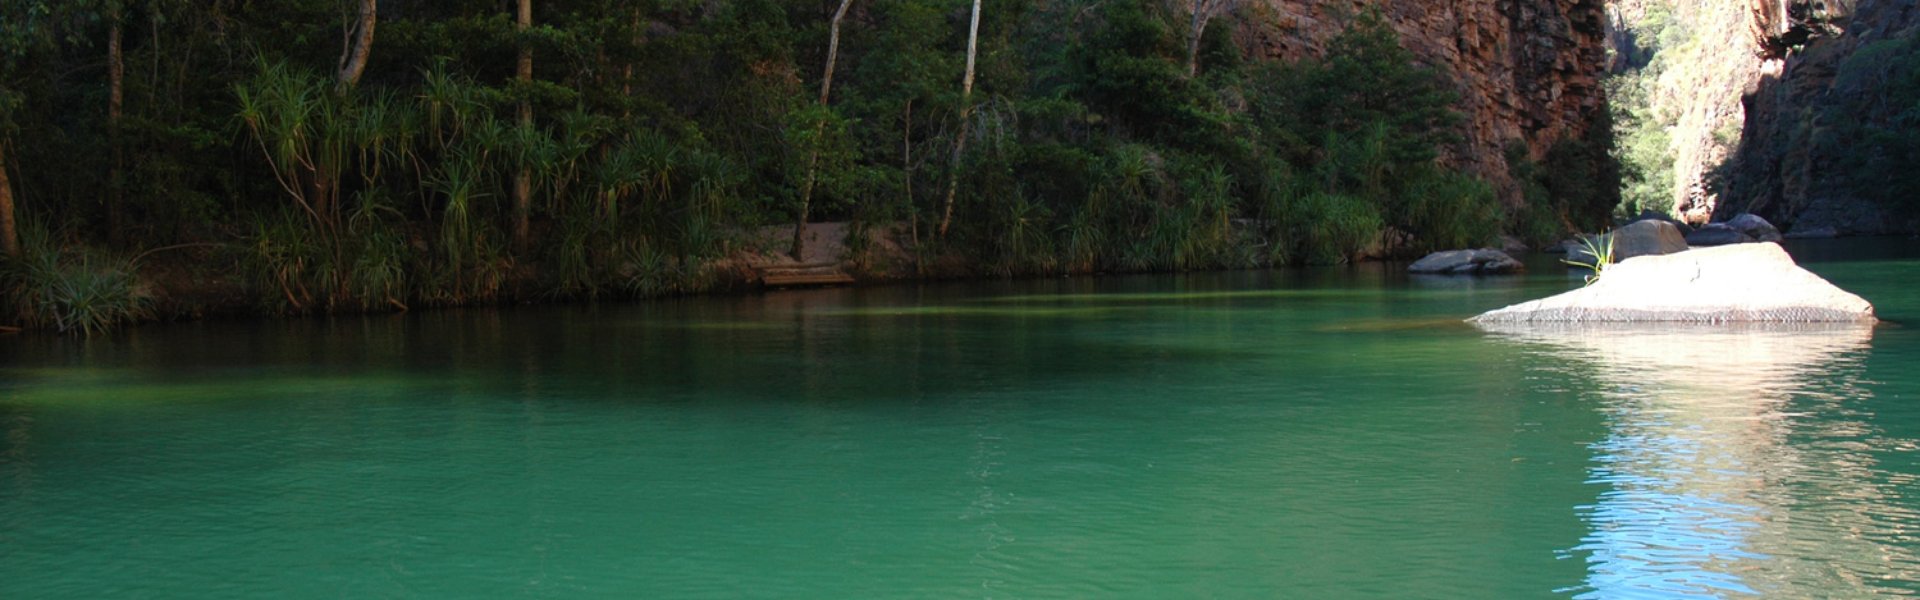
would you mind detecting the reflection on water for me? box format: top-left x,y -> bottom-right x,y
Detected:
1482,323 -> 1920,597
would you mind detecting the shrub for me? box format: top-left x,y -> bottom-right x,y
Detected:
1398,168 -> 1502,253
1286,192 -> 1384,265
3,224 -> 151,335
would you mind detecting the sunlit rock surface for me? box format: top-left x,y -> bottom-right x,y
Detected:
1473,243 -> 1875,322
1608,219 -> 1691,260
1573,220 -> 1691,265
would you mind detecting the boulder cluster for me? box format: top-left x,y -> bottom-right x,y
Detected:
1471,243 -> 1875,323
1401,211 -> 1877,323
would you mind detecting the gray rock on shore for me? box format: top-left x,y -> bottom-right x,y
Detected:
1684,214 -> 1785,246
1685,223 -> 1756,246
1408,249 -> 1524,275
1568,219 -> 1689,265
1728,214 -> 1784,242
1472,243 -> 1876,323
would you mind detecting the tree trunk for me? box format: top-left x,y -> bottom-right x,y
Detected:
108,11 -> 125,242
310,170 -> 335,229
1186,4 -> 1204,78
623,9 -> 640,117
335,0 -> 377,94
512,0 -> 534,251
937,0 -> 983,239
0,142 -> 18,258
904,100 -> 917,248
1185,0 -> 1232,78
790,0 -> 855,260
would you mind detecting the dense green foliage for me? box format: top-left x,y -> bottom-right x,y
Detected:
1605,4 -> 1685,217
0,0 -> 1580,327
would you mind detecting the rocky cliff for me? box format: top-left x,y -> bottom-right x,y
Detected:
1234,0 -> 1612,205
1715,0 -> 1920,234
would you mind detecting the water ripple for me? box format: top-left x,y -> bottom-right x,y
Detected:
1486,323 -> 1920,597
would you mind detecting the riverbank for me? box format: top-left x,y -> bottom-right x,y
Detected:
3,220 -> 1244,334
17,220 -> 1917,335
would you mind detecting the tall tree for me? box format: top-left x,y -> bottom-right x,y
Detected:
336,0 -> 377,93
1184,0 -> 1235,78
107,2 -> 125,240
789,0 -> 855,260
937,0 -> 982,238
512,0 -> 534,250
0,141 -> 15,257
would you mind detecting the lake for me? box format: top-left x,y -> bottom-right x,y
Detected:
4,239 -> 1920,598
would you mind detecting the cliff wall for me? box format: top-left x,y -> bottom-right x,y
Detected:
1716,0 -> 1920,234
1234,0 -> 1612,205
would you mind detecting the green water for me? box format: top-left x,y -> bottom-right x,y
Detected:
5,240 -> 1920,598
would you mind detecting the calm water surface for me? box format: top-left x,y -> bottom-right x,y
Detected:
4,240 -> 1920,598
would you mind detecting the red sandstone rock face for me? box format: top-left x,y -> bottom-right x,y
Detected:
1235,0 -> 1610,203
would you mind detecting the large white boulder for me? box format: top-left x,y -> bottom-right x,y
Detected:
1472,243 -> 1875,323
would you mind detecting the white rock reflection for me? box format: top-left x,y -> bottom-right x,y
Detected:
1479,323 -> 1920,598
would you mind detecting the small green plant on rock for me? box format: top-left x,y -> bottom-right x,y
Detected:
1561,232 -> 1615,286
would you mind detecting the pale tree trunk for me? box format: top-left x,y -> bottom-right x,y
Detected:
336,0 -> 377,93
790,0 -> 855,260
108,9 -> 125,242
937,0 -> 982,239
903,100 -> 916,247
0,141 -> 18,258
1186,0 -> 1233,78
1186,4 -> 1203,78
512,0 -> 534,251
623,10 -> 639,117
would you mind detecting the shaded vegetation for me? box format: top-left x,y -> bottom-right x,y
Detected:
0,1 -> 1606,331
2,222 -> 150,335
1828,30 -> 1920,219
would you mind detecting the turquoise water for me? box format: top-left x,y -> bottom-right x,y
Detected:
3,240 -> 1919,598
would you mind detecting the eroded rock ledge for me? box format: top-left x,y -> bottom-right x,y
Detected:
1471,243 -> 1875,323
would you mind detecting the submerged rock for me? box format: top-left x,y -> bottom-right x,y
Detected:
1685,223 -> 1756,246
1408,249 -> 1524,275
1471,243 -> 1875,323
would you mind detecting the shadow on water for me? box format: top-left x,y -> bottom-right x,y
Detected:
1479,322 -> 1920,597
0,274 -> 1296,414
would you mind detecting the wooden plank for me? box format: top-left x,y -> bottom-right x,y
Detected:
761,272 -> 855,286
